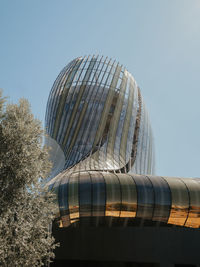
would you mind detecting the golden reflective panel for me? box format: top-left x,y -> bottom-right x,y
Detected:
163,177 -> 189,226
117,174 -> 137,218
68,173 -> 80,223
89,171 -> 106,217
104,173 -> 121,217
79,172 -> 92,218
148,175 -> 171,223
182,178 -> 200,228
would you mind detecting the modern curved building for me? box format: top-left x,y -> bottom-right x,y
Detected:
45,56 -> 200,266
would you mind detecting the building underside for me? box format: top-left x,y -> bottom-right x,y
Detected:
51,224 -> 200,267
45,56 -> 200,266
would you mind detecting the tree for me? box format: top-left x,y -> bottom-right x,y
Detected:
0,91 -> 57,266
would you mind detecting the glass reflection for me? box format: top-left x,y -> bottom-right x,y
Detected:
104,173 -> 121,217
182,178 -> 200,228
68,173 -> 80,223
148,176 -> 171,223
90,171 -> 106,218
79,172 -> 92,218
117,174 -> 137,218
163,177 -> 189,226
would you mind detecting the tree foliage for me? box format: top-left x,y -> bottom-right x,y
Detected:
0,91 -> 57,266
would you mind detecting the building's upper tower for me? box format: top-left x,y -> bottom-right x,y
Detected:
45,55 -> 155,179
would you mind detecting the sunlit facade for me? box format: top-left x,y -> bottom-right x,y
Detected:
45,55 -> 200,229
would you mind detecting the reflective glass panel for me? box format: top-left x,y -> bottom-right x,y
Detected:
182,178 -> 200,228
163,177 -> 189,226
104,173 -> 121,217
133,175 -> 154,220
148,175 -> 171,223
117,174 -> 137,218
90,171 -> 106,217
58,177 -> 70,227
79,172 -> 92,218
68,173 -> 80,223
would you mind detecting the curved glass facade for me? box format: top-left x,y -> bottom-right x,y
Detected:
45,55 -> 200,228
45,55 -> 155,175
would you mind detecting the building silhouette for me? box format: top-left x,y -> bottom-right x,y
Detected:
45,56 -> 200,266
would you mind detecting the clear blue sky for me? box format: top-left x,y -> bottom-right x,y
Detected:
1,0 -> 200,178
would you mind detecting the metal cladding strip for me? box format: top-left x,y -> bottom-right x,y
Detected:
47,67 -> 69,136
125,78 -> 138,164
134,93 -> 145,174
48,59 -> 80,136
93,62 -> 120,148
89,171 -> 106,219
116,173 -> 137,219
64,102 -> 89,165
50,59 -> 82,140
50,60 -> 79,134
127,87 -> 141,172
106,68 -> 127,169
81,60 -> 118,170
57,58 -> 89,146
59,56 -> 91,150
58,176 -> 70,227
125,79 -> 138,165
62,56 -> 97,150
147,125 -> 152,174
181,178 -> 200,228
147,175 -> 171,223
162,177 -> 190,226
46,60 -> 76,128
113,74 -> 131,170
68,172 -> 80,224
76,57 -> 109,160
139,104 -> 147,174
70,57 -> 103,164
79,171 -> 92,220
179,178 -> 191,227
132,175 -> 154,222
85,59 -> 118,171
104,172 -> 121,219
52,57 -> 86,140
63,61 -> 112,172
119,86 -> 142,173
136,95 -> 144,174
49,173 -> 63,219
68,56 -> 104,164
119,74 -> 134,168
70,57 -> 113,170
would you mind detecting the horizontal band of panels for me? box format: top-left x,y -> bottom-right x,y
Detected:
49,171 -> 200,228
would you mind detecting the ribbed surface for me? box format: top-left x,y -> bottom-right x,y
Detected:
45,55 -> 200,229
49,172 -> 200,228
45,55 -> 154,174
